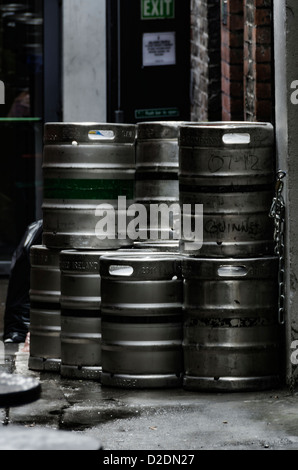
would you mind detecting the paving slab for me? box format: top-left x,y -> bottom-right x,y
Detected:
0,341 -> 298,451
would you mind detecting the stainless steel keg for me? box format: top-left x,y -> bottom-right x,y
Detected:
42,123 -> 136,250
135,121 -> 181,241
182,256 -> 283,391
59,250 -> 110,380
100,253 -> 183,388
133,240 -> 179,252
29,245 -> 61,372
179,122 -> 275,257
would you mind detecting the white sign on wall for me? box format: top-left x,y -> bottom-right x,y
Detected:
142,31 -> 176,67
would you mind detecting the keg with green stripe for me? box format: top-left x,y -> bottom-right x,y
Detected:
42,123 -> 136,250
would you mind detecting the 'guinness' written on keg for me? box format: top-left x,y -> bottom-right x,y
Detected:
205,219 -> 263,236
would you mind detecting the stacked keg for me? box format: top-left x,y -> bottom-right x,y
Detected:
179,122 -> 283,391
100,252 -> 183,389
28,245 -> 61,372
42,122 -> 136,250
134,121 -> 181,251
59,250 -> 106,380
29,123 -> 137,378
98,122 -> 184,389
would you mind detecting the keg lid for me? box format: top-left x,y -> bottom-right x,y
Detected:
137,121 -> 183,140
44,123 -> 136,144
30,245 -> 60,268
182,256 -> 278,280
59,250 -> 120,272
133,241 -> 180,252
179,121 -> 274,147
100,252 -> 182,280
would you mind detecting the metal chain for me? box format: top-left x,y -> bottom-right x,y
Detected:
269,170 -> 286,325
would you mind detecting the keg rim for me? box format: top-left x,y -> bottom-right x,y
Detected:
44,122 -> 137,144
181,255 -> 278,262
30,244 -> 59,251
179,121 -> 273,129
59,249 -> 122,257
136,121 -> 184,138
44,121 -> 136,127
100,252 -> 182,262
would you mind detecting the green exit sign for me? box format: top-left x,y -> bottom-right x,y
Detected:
141,0 -> 175,19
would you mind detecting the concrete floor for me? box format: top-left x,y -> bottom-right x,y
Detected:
1,277 -> 298,451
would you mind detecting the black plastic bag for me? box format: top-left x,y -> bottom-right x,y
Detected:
3,220 -> 43,343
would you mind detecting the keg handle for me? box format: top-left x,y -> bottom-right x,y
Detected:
222,133 -> 251,145
217,265 -> 248,277
109,265 -> 134,276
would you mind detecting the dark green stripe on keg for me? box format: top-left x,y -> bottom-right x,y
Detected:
44,178 -> 134,200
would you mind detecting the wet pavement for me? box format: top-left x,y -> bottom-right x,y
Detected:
0,340 -> 297,451
1,278 -> 298,452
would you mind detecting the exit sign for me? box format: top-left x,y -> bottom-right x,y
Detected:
141,0 -> 175,19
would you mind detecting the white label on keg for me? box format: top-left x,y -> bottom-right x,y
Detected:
88,130 -> 115,141
143,32 -> 176,67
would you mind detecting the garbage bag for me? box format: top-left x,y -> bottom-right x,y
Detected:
3,220 -> 43,343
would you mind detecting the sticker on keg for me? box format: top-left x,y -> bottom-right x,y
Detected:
88,130 -> 115,140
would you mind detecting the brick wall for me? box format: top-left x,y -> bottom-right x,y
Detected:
190,0 -> 221,121
243,0 -> 273,122
190,0 -> 209,121
221,0 -> 244,120
207,1 -> 222,120
191,0 -> 274,122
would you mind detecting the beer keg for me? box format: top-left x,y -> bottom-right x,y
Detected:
59,250 -> 108,380
29,245 -> 61,372
135,121 -> 181,241
100,253 -> 183,388
182,256 -> 283,391
179,122 -> 275,257
42,123 -> 136,250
